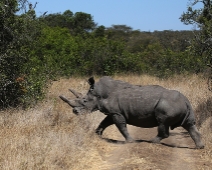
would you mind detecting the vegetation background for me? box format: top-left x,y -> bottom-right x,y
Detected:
1,0 -> 211,108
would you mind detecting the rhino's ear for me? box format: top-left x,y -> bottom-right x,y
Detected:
88,77 -> 95,86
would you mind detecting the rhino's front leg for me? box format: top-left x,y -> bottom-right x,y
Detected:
95,116 -> 114,136
112,113 -> 134,143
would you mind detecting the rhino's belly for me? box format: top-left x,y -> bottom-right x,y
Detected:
119,99 -> 159,128
126,113 -> 158,128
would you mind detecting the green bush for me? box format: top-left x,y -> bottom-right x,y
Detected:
0,1 -> 46,108
0,4 -> 207,108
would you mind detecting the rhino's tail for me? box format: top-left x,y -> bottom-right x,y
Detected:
170,101 -> 191,130
181,101 -> 191,127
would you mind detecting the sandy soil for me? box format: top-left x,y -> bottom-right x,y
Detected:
89,125 -> 212,170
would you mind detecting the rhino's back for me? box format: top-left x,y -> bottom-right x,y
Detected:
116,85 -> 167,109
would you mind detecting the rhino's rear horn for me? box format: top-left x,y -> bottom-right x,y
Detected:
88,77 -> 95,86
69,89 -> 83,98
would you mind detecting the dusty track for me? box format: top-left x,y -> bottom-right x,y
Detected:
90,125 -> 212,170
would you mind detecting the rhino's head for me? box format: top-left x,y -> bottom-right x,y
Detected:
59,77 -> 99,114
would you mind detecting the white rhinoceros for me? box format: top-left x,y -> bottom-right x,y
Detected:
60,76 -> 204,149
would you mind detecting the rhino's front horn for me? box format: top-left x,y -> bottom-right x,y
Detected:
59,95 -> 79,108
69,89 -> 83,98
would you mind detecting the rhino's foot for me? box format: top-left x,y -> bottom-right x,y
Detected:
150,136 -> 162,144
95,129 -> 103,136
125,138 -> 135,143
195,144 -> 204,149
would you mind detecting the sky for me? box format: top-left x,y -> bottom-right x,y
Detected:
28,0 -> 201,32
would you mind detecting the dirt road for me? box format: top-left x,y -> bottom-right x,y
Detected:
90,125 -> 211,170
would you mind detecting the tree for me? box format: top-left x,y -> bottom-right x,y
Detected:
72,12 -> 96,35
0,0 -> 43,108
40,10 -> 73,29
180,0 -> 212,64
93,25 -> 105,37
41,10 -> 96,35
106,25 -> 132,41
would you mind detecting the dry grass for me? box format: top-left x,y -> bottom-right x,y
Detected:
0,74 -> 212,169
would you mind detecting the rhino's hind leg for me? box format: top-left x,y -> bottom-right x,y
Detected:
95,116 -> 114,136
182,124 -> 204,149
112,113 -> 134,143
151,124 -> 169,143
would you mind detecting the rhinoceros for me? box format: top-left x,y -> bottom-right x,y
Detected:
59,76 -> 204,149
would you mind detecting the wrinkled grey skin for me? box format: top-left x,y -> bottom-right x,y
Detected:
59,76 -> 204,149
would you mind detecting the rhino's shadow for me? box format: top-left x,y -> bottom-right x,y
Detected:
101,138 -> 149,144
101,131 -> 195,149
159,142 -> 191,149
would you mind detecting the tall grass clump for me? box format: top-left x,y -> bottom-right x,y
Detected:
0,77 -> 106,169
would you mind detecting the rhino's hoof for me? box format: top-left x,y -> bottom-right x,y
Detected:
150,137 -> 161,144
195,145 -> 204,149
95,129 -> 103,135
95,133 -> 102,137
126,138 -> 135,143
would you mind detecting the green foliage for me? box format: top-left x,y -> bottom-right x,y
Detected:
40,10 -> 96,35
180,0 -> 212,64
0,0 -> 46,108
35,27 -> 128,76
0,3 -> 208,109
34,25 -> 203,78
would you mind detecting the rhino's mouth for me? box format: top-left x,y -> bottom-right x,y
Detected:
91,107 -> 98,112
72,105 -> 98,115
73,106 -> 86,115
